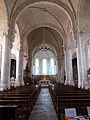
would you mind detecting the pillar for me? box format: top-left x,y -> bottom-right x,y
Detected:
60,60 -> 65,82
28,56 -> 32,77
73,28 -> 87,88
0,30 -> 12,90
57,54 -> 61,82
65,49 -> 74,86
76,39 -> 87,88
15,46 -> 24,86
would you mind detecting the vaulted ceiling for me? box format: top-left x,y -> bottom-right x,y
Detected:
4,0 -> 90,63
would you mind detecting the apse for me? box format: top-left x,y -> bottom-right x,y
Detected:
32,43 -> 57,75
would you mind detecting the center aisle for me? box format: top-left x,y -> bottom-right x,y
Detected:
29,88 -> 58,120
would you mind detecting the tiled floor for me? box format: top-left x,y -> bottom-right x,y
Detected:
29,88 -> 58,120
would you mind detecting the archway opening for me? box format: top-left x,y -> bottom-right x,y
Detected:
32,43 -> 57,84
10,59 -> 16,78
87,40 -> 90,80
72,56 -> 78,86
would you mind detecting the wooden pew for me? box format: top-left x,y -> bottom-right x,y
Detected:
0,105 -> 18,120
49,84 -> 90,120
0,99 -> 29,120
2,95 -> 32,111
0,84 -> 40,120
56,98 -> 90,119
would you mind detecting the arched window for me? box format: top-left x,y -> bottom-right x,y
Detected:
42,58 -> 47,75
50,58 -> 54,75
35,58 -> 39,75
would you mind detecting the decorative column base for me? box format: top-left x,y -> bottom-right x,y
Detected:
65,80 -> 74,86
21,80 -> 24,86
14,81 -> 20,87
7,81 -> 11,89
69,80 -> 74,86
0,82 -> 7,91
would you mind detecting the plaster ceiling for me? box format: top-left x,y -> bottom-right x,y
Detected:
78,0 -> 90,26
5,0 -> 88,63
5,0 -> 79,18
5,0 -> 80,38
27,27 -> 63,55
17,2 -> 69,34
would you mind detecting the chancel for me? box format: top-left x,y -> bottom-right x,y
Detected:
0,0 -> 90,120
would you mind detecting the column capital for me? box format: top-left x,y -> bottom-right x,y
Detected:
62,45 -> 66,54
8,27 -> 15,43
3,26 -> 15,49
17,44 -> 21,51
77,25 -> 88,38
70,28 -> 78,48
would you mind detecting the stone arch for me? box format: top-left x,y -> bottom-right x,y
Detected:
72,52 -> 77,59
11,24 -> 21,56
72,52 -> 78,86
21,23 -> 66,49
77,0 -> 81,25
0,0 -> 8,31
32,43 -> 57,58
32,43 -> 57,76
15,24 -> 20,43
10,1 -> 77,39
77,0 -> 90,26
11,53 -> 16,60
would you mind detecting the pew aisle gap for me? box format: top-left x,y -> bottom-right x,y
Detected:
29,88 -> 58,120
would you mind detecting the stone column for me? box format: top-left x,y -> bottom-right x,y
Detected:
16,46 -> 24,86
0,30 -> 13,90
20,48 -> 24,86
28,56 -> 32,77
76,39 -> 87,88
65,49 -> 74,86
57,54 -> 61,82
60,59 -> 65,82
73,28 -> 87,88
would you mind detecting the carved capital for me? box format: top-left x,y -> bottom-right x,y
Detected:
3,26 -> 15,49
3,26 -> 9,37
10,42 -> 14,49
70,28 -> 78,48
8,27 -> 15,43
77,26 -> 88,38
62,45 -> 66,54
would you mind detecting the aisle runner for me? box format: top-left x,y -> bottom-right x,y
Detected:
29,88 -> 58,120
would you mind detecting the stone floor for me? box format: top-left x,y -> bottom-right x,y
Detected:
29,88 -> 58,120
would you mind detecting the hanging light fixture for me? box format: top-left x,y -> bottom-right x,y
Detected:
40,27 -> 48,51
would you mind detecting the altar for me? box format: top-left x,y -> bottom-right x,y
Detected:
39,80 -> 50,87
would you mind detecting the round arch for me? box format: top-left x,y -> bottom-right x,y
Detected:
0,0 -> 8,32
32,43 -> 57,76
77,0 -> 90,26
10,1 -> 77,37
32,43 -> 57,58
21,23 -> 66,49
11,53 -> 16,60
